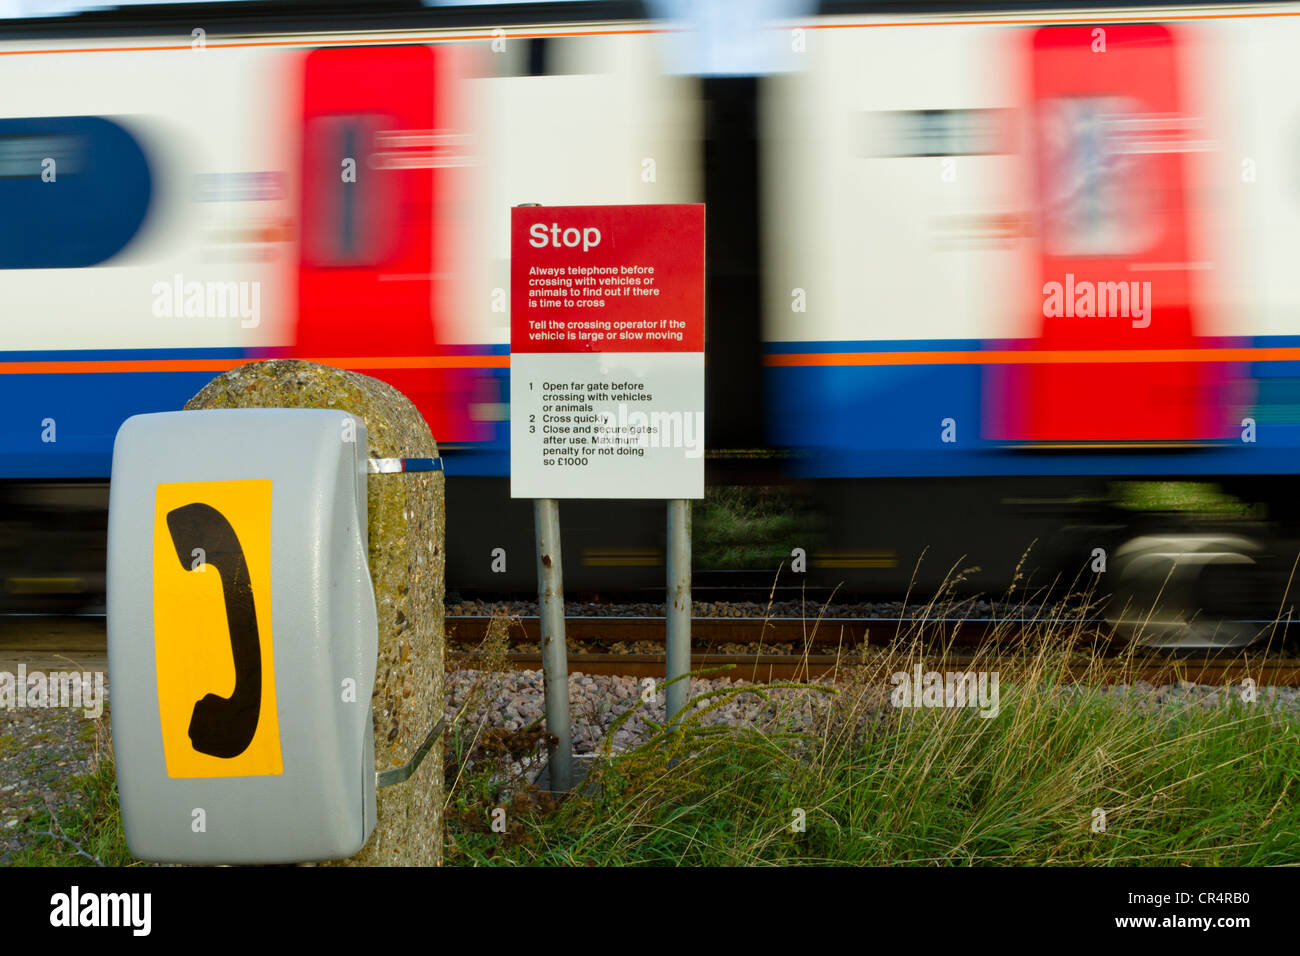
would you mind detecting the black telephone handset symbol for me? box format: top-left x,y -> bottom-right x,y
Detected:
165,503 -> 262,759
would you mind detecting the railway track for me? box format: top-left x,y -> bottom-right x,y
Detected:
4,614 -> 1295,685
446,614 -> 1114,647
456,651 -> 1300,685
447,616 -> 1300,685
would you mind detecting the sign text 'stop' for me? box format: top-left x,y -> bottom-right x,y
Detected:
511,204 -> 705,354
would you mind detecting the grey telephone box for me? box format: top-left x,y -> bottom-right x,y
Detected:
107,409 -> 379,864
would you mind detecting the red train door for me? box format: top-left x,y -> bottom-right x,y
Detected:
988,23 -> 1221,444
295,44 -> 473,442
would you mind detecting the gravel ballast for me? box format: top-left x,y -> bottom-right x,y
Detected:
444,667 -> 1300,760
0,681 -> 110,865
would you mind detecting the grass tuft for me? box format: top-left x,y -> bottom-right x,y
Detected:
446,569 -> 1300,866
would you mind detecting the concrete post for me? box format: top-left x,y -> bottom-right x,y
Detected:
185,358 -> 444,865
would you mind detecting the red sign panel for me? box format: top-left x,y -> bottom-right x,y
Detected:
510,204 -> 705,354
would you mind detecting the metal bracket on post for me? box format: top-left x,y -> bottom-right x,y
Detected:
666,498 -> 692,725
535,497 -> 573,792
367,457 -> 443,474
376,716 -> 447,788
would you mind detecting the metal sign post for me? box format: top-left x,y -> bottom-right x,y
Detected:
665,498 -> 691,724
534,497 -> 572,792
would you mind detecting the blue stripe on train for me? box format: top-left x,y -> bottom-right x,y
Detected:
0,346 -> 512,479
1,371 -> 224,478
11,339 -> 1300,481
765,337 -> 1300,479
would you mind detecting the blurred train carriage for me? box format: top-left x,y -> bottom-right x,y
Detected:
3,0 -> 1300,648
765,8 -> 1300,645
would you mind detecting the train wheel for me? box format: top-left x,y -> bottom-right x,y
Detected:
1105,534 -> 1271,650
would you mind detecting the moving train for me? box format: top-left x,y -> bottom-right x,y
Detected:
4,0 -> 1300,647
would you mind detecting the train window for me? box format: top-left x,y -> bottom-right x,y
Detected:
0,117 -> 150,268
193,171 -> 284,202
863,109 -> 1011,157
1038,96 -> 1157,257
0,133 -> 82,178
301,113 -> 398,267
